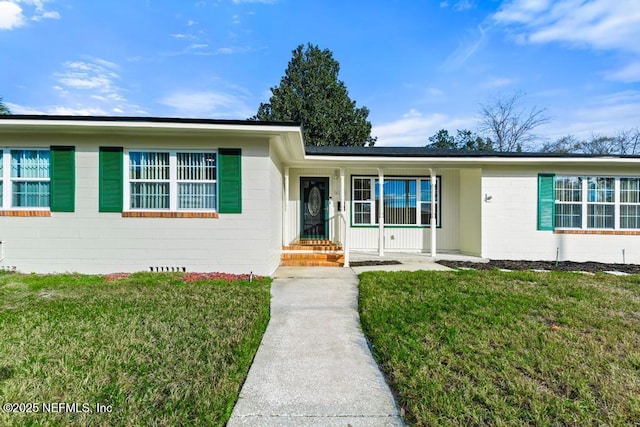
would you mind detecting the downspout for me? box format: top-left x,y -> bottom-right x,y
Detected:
378,168 -> 384,257
429,168 -> 436,257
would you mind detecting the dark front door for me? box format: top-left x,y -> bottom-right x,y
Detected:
301,177 -> 329,239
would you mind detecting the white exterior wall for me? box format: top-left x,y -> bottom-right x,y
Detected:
0,133 -> 280,275
459,169 -> 482,256
267,144 -> 284,273
481,165 -> 640,263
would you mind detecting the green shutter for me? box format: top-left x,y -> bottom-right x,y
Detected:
537,173 -> 555,230
50,146 -> 75,212
99,147 -> 123,212
218,148 -> 242,213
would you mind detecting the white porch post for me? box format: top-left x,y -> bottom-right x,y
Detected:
340,168 -> 349,267
378,168 -> 384,257
430,168 -> 437,257
283,167 -> 290,247
340,168 -> 345,218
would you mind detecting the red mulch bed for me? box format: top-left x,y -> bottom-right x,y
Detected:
437,259 -> 640,274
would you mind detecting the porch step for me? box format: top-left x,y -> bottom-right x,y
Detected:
283,244 -> 343,252
280,240 -> 345,267
280,252 -> 345,267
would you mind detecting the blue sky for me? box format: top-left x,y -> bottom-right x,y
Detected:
1,0 -> 639,147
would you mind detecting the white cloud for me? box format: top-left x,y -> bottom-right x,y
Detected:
32,9 -> 58,21
539,90 -> 640,141
40,57 -> 145,116
493,0 -> 640,53
5,102 -> 45,114
453,0 -> 474,11
159,90 -> 254,119
5,102 -> 110,116
56,60 -> 121,95
606,61 -> 640,83
439,0 -> 474,11
0,0 -> 59,30
480,77 -> 517,88
372,109 -> 477,147
443,25 -> 487,69
0,2 -> 24,30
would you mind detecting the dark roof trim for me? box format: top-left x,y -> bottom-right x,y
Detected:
0,114 -> 301,128
304,145 -> 640,159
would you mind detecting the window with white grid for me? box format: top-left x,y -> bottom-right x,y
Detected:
554,176 -> 582,228
177,152 -> 216,210
420,179 -> 440,226
587,177 -> 614,229
9,149 -> 50,208
353,178 -> 374,225
620,178 -> 640,229
127,151 -> 217,211
129,152 -> 170,209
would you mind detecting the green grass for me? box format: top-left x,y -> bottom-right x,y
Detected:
0,272 -> 271,426
359,270 -> 640,426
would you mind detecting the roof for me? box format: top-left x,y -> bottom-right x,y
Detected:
304,145 -> 640,159
0,114 -> 301,128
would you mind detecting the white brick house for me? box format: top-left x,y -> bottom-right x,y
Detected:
1,115 -> 640,275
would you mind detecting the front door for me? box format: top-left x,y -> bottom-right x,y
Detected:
301,177 -> 329,239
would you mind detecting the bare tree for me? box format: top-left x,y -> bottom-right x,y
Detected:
478,91 -> 549,152
543,129 -> 640,155
540,134 -> 581,154
617,128 -> 640,155
579,134 -> 618,155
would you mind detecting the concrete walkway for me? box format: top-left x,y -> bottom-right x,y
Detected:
228,267 -> 404,426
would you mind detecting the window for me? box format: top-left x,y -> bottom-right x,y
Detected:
545,175 -> 640,231
0,149 -> 50,209
420,179 -> 439,225
127,151 -> 217,211
555,176 -> 582,228
381,179 -> 417,225
587,177 -> 614,229
351,176 -> 440,226
129,152 -> 170,209
620,178 -> 640,229
177,153 -> 216,210
353,178 -> 373,225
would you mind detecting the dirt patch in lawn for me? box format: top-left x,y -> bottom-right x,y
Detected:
437,259 -> 640,274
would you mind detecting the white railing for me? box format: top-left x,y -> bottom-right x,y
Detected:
326,212 -> 349,267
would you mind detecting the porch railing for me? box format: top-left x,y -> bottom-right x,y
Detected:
325,212 -> 349,268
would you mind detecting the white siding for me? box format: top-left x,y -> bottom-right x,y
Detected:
0,133 -> 278,275
481,165 -> 640,263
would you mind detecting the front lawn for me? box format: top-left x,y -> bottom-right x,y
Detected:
0,272 -> 271,426
359,270 -> 640,426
